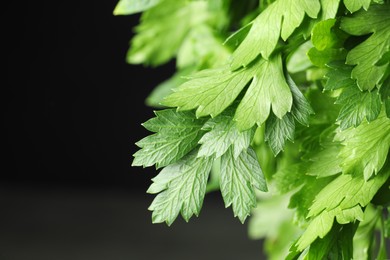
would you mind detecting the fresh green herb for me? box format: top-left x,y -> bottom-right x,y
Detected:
116,0 -> 390,258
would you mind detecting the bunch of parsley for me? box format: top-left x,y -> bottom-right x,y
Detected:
115,0 -> 390,258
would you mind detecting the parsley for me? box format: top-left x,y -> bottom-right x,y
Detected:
335,111 -> 390,180
220,147 -> 267,223
230,0 -> 321,69
113,0 -> 161,15
132,109 -> 207,168
116,0 -> 390,258
147,150 -> 213,225
341,4 -> 390,90
198,107 -> 254,159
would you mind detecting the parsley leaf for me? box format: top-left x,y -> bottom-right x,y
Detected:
132,109 -> 207,168
304,223 -> 355,260
296,166 -> 390,250
230,0 -> 321,69
249,195 -> 301,260
353,205 -> 379,260
325,62 -> 382,129
164,55 -> 293,130
308,18 -> 347,67
198,108 -> 254,159
113,0 -> 161,15
320,0 -> 341,20
162,64 -> 257,118
147,150 -> 213,225
335,111 -> 390,180
289,176 -> 333,225
311,19 -> 339,51
307,48 -> 347,68
264,74 -> 313,155
324,61 -> 356,91
286,41 -> 313,74
306,145 -> 343,178
265,114 -> 295,156
335,84 -> 381,129
177,25 -> 231,70
145,68 -> 192,108
127,0 -> 211,66
234,54 -> 293,130
385,207 -> 390,238
340,4 -> 390,90
343,0 -> 371,13
146,25 -> 231,107
288,74 -> 315,126
273,163 -> 308,194
249,195 -> 295,240
220,147 -> 267,223
381,76 -> 390,118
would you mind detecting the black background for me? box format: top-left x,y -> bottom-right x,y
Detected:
4,1 -> 265,259
5,0 -> 165,189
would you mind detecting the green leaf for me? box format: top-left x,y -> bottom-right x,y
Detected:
297,210 -> 335,250
223,22 -> 252,49
335,85 -> 382,129
311,19 -> 338,51
385,207 -> 390,238
249,195 -> 296,239
288,74 -> 315,126
220,147 -> 267,223
230,0 -> 321,69
311,170 -> 389,219
323,62 -> 356,91
205,158 -> 221,193
377,218 -> 388,260
132,109 -> 207,168
273,163 -> 308,194
286,41 -> 313,74
340,4 -> 390,90
264,74 -> 313,155
343,0 -> 371,13
328,223 -> 355,260
147,150 -> 213,225
377,49 -> 390,66
128,0 -> 210,66
289,176 -> 332,225
319,0 -> 340,20
380,76 -> 390,118
335,111 -> 390,180
113,0 -> 161,15
162,64 -> 257,118
308,18 -> 349,68
177,25 -> 231,69
198,109 -> 254,159
234,55 -> 293,130
306,145 -> 343,178
265,114 -> 295,156
305,223 -> 355,260
353,204 -> 379,260
296,166 -> 390,250
307,48 -> 347,68
297,124 -> 336,158
164,55 -> 293,130
324,61 -> 382,129
249,194 -> 301,260
145,68 -> 192,108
